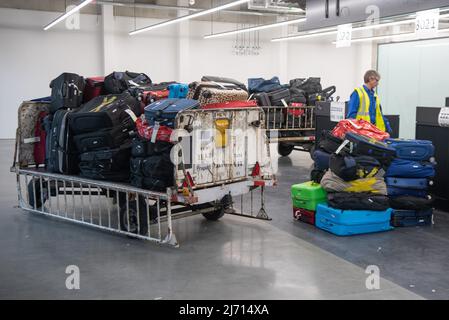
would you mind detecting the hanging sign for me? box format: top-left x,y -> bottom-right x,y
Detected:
415,9 -> 440,38
336,24 -> 352,48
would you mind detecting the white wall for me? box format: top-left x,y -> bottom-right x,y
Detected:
0,7 -> 367,139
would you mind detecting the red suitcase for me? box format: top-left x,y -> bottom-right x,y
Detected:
201,100 -> 258,109
142,90 -> 169,105
83,77 -> 105,103
33,111 -> 48,166
293,207 -> 316,225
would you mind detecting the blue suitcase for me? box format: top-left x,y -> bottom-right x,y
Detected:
168,84 -> 189,99
387,186 -> 428,198
391,209 -> 433,227
144,98 -> 199,127
315,204 -> 393,236
385,177 -> 432,190
313,149 -> 331,170
385,139 -> 434,161
385,159 -> 435,178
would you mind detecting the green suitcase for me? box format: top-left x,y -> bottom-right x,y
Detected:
291,181 -> 327,211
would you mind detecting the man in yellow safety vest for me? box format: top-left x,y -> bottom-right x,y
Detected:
347,70 -> 391,133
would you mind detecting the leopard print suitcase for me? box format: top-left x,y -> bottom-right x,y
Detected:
187,81 -> 248,107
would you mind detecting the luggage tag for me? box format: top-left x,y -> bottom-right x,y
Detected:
281,99 -> 289,108
335,140 -> 350,154
124,109 -> 138,123
23,137 -> 40,144
151,122 -> 160,144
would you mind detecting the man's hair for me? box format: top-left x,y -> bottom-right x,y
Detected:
364,70 -> 381,83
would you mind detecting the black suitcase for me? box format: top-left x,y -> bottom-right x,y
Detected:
318,130 -> 348,154
141,155 -> 174,179
268,88 -> 290,106
69,92 -> 141,135
391,209 -> 433,227
252,92 -> 271,107
345,132 -> 396,166
45,109 -> 79,174
131,138 -> 173,158
73,120 -> 134,153
389,195 -> 434,211
328,192 -> 390,211
330,154 -> 381,181
79,146 -> 131,182
50,73 -> 85,113
104,71 -> 152,94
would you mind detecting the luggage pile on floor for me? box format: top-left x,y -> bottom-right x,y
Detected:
297,118 -> 437,236
385,139 -> 436,227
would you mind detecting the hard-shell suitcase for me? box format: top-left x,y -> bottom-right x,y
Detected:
312,149 -> 331,171
293,207 -> 316,225
49,73 -> 85,113
267,88 -> 290,106
385,138 -> 434,161
291,181 -> 327,211
316,204 -> 393,236
187,82 -> 248,107
385,177 -> 432,190
387,186 -> 428,198
83,77 -> 105,103
389,195 -> 434,211
391,209 -> 433,227
33,111 -> 48,166
69,92 -> 141,135
46,109 -> 79,174
327,192 -> 390,211
144,98 -> 199,127
385,159 -> 435,178
345,132 -> 396,166
168,83 -> 189,99
15,100 -> 51,168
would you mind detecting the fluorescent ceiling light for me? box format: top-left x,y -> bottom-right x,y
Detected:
331,32 -> 416,44
44,0 -> 94,31
204,17 -> 306,39
130,0 -> 249,36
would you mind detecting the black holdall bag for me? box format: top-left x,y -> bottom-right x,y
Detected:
328,192 -> 390,211
289,87 -> 307,104
252,92 -> 271,107
319,130 -> 349,154
267,88 -> 291,106
330,153 -> 382,182
104,71 -> 152,94
389,195 -> 434,211
69,91 -> 141,135
131,138 -> 173,158
290,77 -> 322,96
50,73 -> 85,113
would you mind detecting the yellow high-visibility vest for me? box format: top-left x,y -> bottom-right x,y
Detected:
354,87 -> 386,132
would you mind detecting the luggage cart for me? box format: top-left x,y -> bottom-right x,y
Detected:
12,107 -> 275,247
262,105 -> 316,157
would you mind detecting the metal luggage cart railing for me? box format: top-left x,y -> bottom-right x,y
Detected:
13,167 -> 273,248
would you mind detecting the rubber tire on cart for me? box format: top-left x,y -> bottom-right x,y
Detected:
201,194 -> 233,221
278,142 -> 294,157
119,195 -> 157,236
27,179 -> 49,210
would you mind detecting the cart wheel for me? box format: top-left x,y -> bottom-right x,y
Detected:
120,196 -> 157,236
27,179 -> 48,210
201,194 -> 232,221
278,143 -> 294,157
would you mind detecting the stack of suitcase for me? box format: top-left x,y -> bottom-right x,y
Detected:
385,139 -> 436,227
291,181 -> 327,225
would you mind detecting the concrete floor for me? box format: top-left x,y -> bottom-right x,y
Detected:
1,139 -> 446,300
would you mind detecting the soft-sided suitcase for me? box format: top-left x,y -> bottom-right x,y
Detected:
289,87 -> 307,104
73,120 -> 134,153
315,204 -> 393,236
385,177 -> 432,190
385,159 -> 435,178
14,101 -> 51,168
83,77 -> 105,103
69,92 -> 141,135
187,82 -> 248,107
46,109 -> 79,174
387,186 -> 428,198
267,88 -> 290,106
131,138 -> 173,158
389,195 -> 434,211
330,154 -> 381,181
318,130 -> 348,154
144,98 -> 199,127
293,207 -> 316,225
201,100 -> 258,110
168,83 -> 189,99
345,132 -> 396,166
252,92 -> 271,107
385,138 -> 434,161
104,71 -> 152,94
391,209 -> 433,227
291,181 -> 327,211
327,192 -> 390,211
312,149 -> 331,171
49,73 -> 85,113
320,170 -> 387,195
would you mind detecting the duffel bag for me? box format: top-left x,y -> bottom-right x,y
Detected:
328,192 -> 390,211
141,155 -> 174,179
385,159 -> 435,178
385,138 -> 434,161
345,132 -> 396,166
248,77 -> 283,94
267,88 -> 290,106
320,170 -> 387,195
104,71 -> 152,94
69,91 -> 141,135
318,130 -> 349,154
131,137 -> 173,158
332,119 -> 390,141
330,154 -> 381,182
389,195 -> 434,211
385,177 -> 432,190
